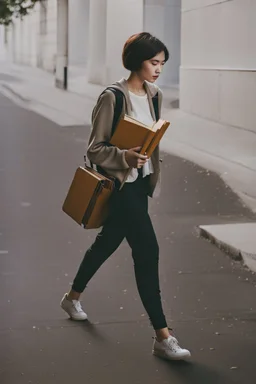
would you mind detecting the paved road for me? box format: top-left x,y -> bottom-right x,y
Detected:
0,93 -> 256,384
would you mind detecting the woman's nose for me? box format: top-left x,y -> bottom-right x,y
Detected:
157,64 -> 163,73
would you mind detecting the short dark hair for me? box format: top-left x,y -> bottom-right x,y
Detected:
122,32 -> 169,72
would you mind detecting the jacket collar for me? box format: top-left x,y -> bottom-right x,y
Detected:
114,78 -> 158,121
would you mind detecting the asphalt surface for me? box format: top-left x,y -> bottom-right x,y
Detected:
1,93 -> 256,384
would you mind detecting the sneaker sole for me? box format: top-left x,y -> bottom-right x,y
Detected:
153,349 -> 191,361
69,315 -> 88,321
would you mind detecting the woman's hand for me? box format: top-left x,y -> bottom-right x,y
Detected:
125,146 -> 148,169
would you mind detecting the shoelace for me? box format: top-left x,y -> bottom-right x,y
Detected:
73,301 -> 83,312
167,336 -> 181,352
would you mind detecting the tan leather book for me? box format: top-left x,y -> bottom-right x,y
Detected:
110,115 -> 170,156
145,120 -> 170,157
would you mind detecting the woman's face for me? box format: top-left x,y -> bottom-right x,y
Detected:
138,51 -> 166,83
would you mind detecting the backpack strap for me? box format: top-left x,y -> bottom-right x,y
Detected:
95,86 -> 124,136
106,87 -> 124,135
152,92 -> 159,121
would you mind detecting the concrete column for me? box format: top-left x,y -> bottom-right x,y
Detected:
5,21 -> 19,63
68,0 -> 89,67
0,26 -> 6,61
105,0 -> 144,84
55,0 -> 69,89
87,0 -> 144,85
12,21 -> 17,63
87,0 -> 107,84
5,25 -> 13,62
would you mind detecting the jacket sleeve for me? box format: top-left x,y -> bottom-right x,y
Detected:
87,90 -> 129,170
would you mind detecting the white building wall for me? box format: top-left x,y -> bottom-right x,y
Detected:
12,10 -> 39,67
180,0 -> 256,133
4,0 -> 57,72
144,0 -> 181,87
3,0 -> 182,88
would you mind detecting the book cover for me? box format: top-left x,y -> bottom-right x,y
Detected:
110,118 -> 151,149
109,115 -> 170,155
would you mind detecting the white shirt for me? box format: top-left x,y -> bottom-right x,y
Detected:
126,91 -> 155,183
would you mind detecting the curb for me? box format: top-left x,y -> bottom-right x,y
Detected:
198,226 -> 242,261
198,226 -> 256,273
0,82 -> 30,103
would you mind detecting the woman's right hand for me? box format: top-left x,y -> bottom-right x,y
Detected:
125,146 -> 148,169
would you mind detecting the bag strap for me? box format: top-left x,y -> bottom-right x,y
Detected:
106,87 -> 124,135
152,92 -> 159,121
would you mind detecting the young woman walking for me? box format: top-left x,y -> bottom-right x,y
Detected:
61,32 -> 191,361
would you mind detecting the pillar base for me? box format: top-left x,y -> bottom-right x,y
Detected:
55,0 -> 68,90
55,56 -> 68,90
55,67 -> 68,90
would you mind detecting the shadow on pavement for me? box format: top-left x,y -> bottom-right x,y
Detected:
158,359 -> 234,384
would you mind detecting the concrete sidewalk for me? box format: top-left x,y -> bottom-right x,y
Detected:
0,60 -> 255,272
0,62 -> 96,126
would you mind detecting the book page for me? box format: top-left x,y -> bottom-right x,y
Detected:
152,119 -> 166,132
124,115 -> 151,130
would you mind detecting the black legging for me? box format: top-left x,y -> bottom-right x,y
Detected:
72,174 -> 167,330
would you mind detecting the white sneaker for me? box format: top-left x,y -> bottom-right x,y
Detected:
60,293 -> 88,321
153,335 -> 191,361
